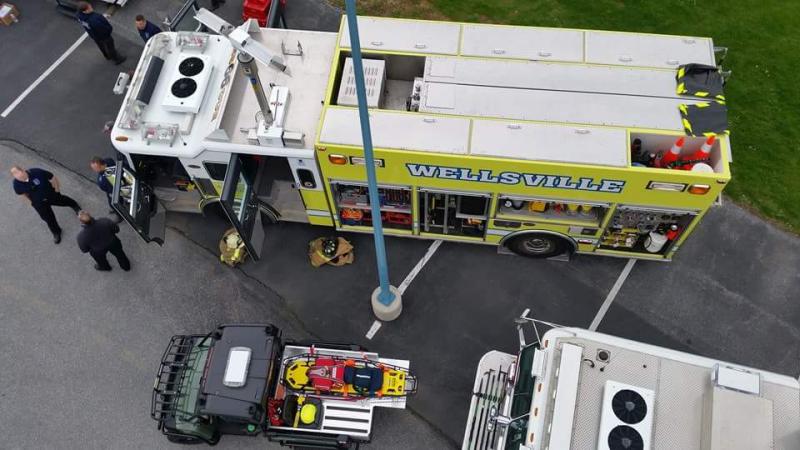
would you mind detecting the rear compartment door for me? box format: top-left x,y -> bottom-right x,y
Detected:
111,159 -> 167,245
219,154 -> 266,260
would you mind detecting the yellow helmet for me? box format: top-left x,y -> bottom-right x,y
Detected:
300,403 -> 318,425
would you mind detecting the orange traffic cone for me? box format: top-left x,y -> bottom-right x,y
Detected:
657,137 -> 685,168
679,135 -> 715,170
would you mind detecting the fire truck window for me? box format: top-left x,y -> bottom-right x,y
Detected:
204,162 -> 228,181
497,196 -> 607,227
334,183 -> 412,231
419,191 -> 488,238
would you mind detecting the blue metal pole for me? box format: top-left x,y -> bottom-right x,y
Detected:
344,0 -> 395,306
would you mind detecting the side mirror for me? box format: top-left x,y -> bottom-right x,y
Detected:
515,308 -> 531,348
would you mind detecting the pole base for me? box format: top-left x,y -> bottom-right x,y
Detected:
371,285 -> 402,322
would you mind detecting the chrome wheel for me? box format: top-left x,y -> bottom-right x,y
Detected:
522,237 -> 554,254
506,233 -> 569,258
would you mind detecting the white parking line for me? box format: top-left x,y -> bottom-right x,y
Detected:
365,240 -> 443,340
1,34 -> 88,118
398,239 -> 442,295
588,258 -> 637,331
365,320 -> 382,340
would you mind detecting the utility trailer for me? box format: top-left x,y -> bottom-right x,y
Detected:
463,312 -> 800,450
152,324 -> 415,447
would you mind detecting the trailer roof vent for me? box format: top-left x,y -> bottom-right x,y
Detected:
223,346 -> 252,388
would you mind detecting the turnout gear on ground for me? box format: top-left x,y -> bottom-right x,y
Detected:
308,237 -> 354,268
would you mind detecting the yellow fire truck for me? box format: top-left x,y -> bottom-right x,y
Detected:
110,12 -> 732,261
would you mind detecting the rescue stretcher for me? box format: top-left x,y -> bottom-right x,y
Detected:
281,347 -> 418,399
267,344 -> 415,440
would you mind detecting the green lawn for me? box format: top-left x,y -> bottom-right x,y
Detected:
333,0 -> 800,233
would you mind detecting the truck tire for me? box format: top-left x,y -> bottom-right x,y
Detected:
505,233 -> 570,258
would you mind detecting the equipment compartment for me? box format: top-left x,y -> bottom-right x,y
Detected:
418,190 -> 489,238
598,206 -> 696,255
630,132 -> 725,173
333,182 -> 412,230
496,195 -> 608,227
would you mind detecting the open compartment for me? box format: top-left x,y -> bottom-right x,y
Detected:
418,189 -> 489,238
332,181 -> 413,230
630,132 -> 725,173
330,51 -> 426,112
496,195 -> 609,227
598,206 -> 697,255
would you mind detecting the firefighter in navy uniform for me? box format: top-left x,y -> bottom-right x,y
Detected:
76,211 -> 131,272
89,157 -> 116,210
75,2 -> 126,65
10,166 -> 82,244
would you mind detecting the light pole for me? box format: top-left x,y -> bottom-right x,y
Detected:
344,0 -> 402,321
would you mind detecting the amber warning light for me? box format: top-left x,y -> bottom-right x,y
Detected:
328,154 -> 348,165
688,184 -> 711,195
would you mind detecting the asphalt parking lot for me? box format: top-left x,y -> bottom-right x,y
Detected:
1,1 -> 798,448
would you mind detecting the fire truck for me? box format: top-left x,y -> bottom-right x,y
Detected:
110,11 -> 732,261
463,311 -> 800,450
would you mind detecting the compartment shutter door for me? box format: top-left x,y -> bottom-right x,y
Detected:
585,31 -> 715,69
340,17 -> 461,55
461,24 -> 584,62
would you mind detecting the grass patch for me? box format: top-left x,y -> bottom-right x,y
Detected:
331,0 -> 800,233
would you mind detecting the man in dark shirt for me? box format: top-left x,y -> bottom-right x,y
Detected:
76,2 -> 126,65
11,166 -> 82,244
135,15 -> 161,43
89,156 -> 116,209
77,211 -> 131,272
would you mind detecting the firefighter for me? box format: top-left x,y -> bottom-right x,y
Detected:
75,2 -> 126,65
76,211 -> 131,272
10,165 -> 81,244
89,156 -> 116,212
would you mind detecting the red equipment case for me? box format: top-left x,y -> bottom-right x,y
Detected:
242,0 -> 285,27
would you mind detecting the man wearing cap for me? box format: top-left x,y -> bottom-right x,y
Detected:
11,165 -> 81,244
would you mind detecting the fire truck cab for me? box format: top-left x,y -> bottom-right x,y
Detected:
463,313 -> 800,450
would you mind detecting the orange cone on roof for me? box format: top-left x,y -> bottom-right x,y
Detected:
657,137 -> 685,168
691,135 -> 716,160
680,135 -> 716,170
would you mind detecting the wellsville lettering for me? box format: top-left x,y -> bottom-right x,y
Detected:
406,163 -> 625,193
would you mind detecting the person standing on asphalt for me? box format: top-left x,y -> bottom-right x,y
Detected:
135,14 -> 161,43
10,166 -> 82,244
77,211 -> 131,272
89,156 -> 116,211
76,2 -> 126,65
